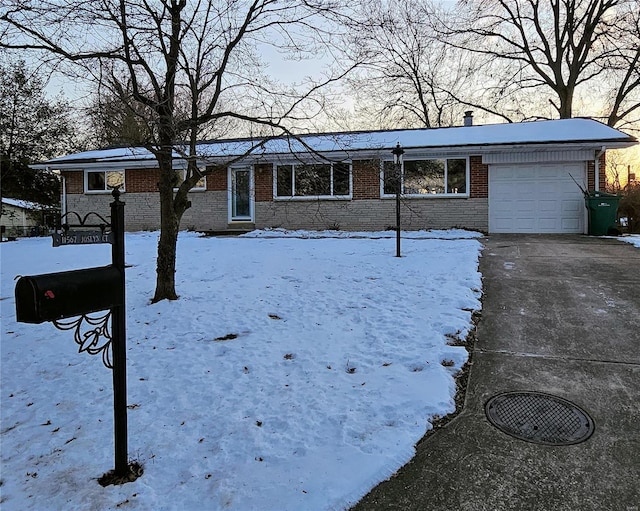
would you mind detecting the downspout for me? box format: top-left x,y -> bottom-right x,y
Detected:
594,146 -> 605,192
60,171 -> 67,218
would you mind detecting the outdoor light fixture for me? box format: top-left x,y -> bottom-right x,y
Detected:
391,143 -> 405,257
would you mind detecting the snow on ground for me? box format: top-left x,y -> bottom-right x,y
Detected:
617,234 -> 640,248
0,231 -> 482,511
242,228 -> 483,239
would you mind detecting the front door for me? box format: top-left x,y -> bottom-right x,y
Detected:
229,167 -> 253,222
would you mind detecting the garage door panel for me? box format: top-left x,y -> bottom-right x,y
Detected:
514,218 -> 536,231
561,218 -> 581,230
538,220 -> 558,231
538,199 -> 557,213
517,200 -> 536,214
538,182 -> 559,194
514,183 -> 538,198
492,183 -> 515,195
562,200 -> 581,213
489,163 -> 585,233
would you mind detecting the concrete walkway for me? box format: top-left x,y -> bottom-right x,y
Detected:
352,235 -> 640,511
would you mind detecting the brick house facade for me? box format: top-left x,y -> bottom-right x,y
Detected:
44,118 -> 635,234
59,155 -> 492,232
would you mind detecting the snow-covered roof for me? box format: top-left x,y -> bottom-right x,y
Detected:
1,197 -> 46,210
36,118 -> 636,169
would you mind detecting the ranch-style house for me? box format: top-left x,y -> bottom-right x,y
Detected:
34,116 -> 637,234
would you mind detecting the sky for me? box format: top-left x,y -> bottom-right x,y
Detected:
607,146 -> 640,188
6,0 -> 638,174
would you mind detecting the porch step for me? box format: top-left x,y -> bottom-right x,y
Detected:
201,229 -> 251,237
200,222 -> 256,237
227,222 -> 256,230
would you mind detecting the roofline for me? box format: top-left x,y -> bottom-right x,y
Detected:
34,138 -> 637,171
188,116 -> 640,145
1,198 -> 57,210
240,138 -> 637,158
31,158 -> 180,171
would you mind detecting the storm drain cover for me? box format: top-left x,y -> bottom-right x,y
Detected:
485,391 -> 595,446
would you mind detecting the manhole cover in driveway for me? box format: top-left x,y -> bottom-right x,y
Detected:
485,391 -> 595,446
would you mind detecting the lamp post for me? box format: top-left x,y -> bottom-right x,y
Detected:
391,142 -> 404,257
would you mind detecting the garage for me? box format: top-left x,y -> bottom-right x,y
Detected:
489,162 -> 586,233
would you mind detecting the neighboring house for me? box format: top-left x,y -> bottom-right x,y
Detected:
0,198 -> 56,238
33,117 -> 637,234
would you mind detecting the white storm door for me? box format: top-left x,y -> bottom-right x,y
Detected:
229,167 -> 254,222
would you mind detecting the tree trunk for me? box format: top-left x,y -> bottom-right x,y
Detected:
556,84 -> 574,119
558,97 -> 572,118
151,148 -> 194,302
153,211 -> 180,302
152,151 -> 180,302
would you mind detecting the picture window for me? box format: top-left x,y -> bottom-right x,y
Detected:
275,162 -> 351,198
174,169 -> 206,191
85,170 -> 125,192
382,158 -> 468,196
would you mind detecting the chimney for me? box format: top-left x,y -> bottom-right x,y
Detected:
463,111 -> 473,127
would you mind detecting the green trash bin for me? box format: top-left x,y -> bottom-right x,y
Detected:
585,191 -> 621,236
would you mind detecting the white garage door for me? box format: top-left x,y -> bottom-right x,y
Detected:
489,163 -> 586,233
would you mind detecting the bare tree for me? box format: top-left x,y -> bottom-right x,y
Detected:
1,0 -> 351,302
601,2 -> 640,130
342,0 -> 469,128
446,0 -> 640,125
342,0 -> 569,127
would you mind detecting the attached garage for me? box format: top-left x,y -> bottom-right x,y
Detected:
489,162 -> 586,233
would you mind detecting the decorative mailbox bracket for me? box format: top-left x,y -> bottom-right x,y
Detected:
14,188 -> 138,483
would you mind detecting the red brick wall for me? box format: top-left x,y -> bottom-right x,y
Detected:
126,168 -> 160,193
587,153 -> 606,190
206,165 -> 227,192
352,160 -> 380,200
470,156 -> 488,198
63,171 -> 83,194
63,155 -> 490,201
255,163 -> 273,202
587,161 -> 595,190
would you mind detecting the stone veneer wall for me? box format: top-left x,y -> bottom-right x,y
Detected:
255,198 -> 488,232
64,191 -> 228,231
65,192 -> 488,232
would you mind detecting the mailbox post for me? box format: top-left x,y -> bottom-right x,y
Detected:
110,191 -> 128,476
14,188 -> 135,482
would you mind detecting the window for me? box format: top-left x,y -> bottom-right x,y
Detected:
382,158 -> 468,196
85,170 -> 125,192
275,162 -> 351,198
174,169 -> 206,191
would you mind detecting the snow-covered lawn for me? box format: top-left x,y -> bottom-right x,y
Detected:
0,230 -> 482,511
617,234 -> 640,248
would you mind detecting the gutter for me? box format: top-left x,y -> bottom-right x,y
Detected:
30,158 -> 185,171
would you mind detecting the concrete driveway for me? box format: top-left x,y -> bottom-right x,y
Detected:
352,235 -> 640,511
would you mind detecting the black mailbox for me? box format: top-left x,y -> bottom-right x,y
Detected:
15,265 -> 123,324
